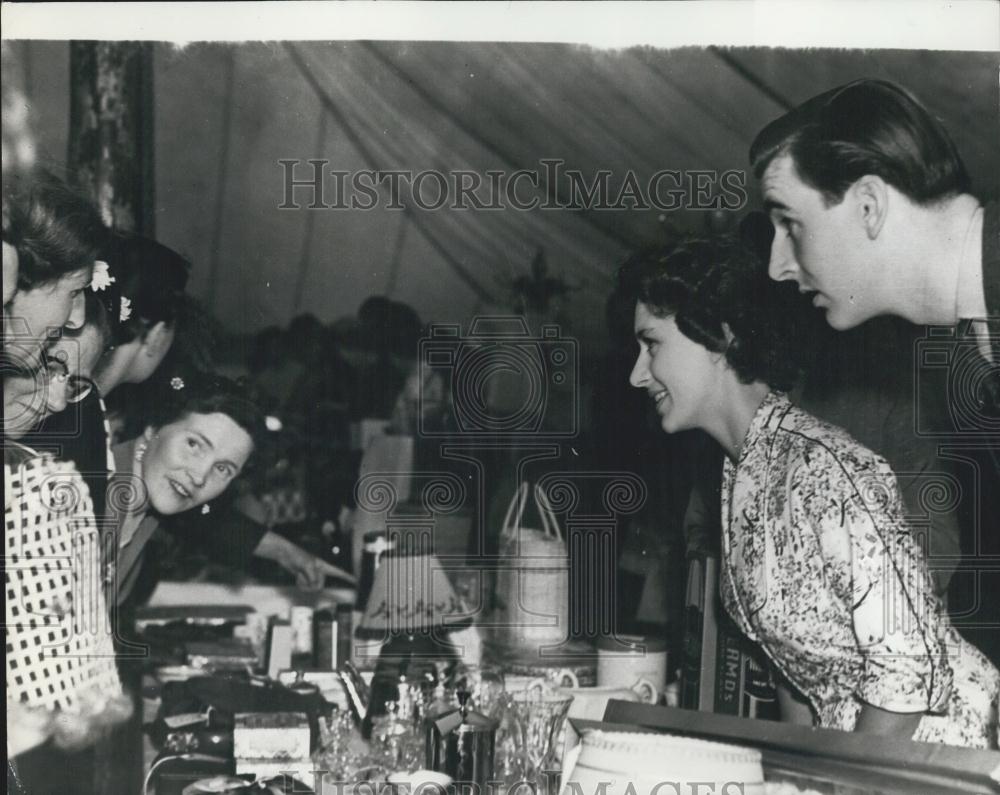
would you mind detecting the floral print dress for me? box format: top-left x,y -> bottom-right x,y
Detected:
720,391 -> 999,748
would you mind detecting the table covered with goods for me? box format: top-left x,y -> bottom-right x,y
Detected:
134,474 -> 999,795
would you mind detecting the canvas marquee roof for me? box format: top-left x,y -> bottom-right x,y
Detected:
11,41 -> 1000,349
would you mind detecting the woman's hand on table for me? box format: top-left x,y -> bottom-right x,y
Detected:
254,530 -> 357,591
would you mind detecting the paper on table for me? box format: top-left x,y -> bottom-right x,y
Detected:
147,582 -> 355,620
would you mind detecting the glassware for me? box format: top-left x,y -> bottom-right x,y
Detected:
448,664 -> 506,719
508,685 -> 574,793
492,692 -> 529,790
315,709 -> 367,782
372,701 -> 423,773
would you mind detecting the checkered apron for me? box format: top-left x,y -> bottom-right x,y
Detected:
4,449 -> 124,714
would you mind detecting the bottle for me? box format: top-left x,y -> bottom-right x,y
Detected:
314,609 -> 336,670
335,604 -> 353,669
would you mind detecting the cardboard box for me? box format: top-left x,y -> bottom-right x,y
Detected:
681,555 -> 778,719
233,712 -> 310,760
184,639 -> 258,672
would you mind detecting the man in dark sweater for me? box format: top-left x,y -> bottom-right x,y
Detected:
749,78 -> 999,665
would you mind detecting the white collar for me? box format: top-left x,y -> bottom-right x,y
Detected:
954,205 -> 992,362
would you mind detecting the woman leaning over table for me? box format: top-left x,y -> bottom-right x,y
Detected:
104,370 -> 265,605
617,234 -> 999,748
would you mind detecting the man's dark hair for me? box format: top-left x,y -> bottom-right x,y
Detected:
615,234 -> 812,391
749,79 -> 971,206
3,170 -> 107,289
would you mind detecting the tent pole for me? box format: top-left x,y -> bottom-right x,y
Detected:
68,41 -> 155,236
385,214 -> 409,298
205,46 -> 237,313
292,107 -> 328,314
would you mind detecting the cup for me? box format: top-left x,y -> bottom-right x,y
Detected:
541,676 -> 659,721
596,633 -> 668,693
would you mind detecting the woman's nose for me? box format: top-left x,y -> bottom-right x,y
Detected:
629,352 -> 648,388
65,292 -> 87,330
188,458 -> 214,488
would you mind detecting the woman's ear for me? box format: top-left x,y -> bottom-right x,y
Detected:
143,425 -> 155,441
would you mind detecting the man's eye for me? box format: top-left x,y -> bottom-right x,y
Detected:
187,438 -> 199,450
215,463 -> 231,477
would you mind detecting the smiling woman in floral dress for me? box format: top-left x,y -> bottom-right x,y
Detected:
616,234 -> 999,748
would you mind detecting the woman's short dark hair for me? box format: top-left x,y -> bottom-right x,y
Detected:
749,79 -> 970,206
144,370 -> 267,452
101,233 -> 191,345
615,234 -> 811,391
3,170 -> 107,289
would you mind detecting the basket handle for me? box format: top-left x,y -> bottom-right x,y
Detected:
534,483 -> 563,542
501,482 -> 530,539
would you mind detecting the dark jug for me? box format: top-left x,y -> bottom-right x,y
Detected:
425,691 -> 498,787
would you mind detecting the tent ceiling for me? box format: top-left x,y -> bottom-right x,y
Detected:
13,41 -> 999,350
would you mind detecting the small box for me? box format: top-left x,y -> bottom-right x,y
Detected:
185,639 -> 258,671
233,712 -> 311,760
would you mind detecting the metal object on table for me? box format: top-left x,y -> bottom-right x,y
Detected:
287,670 -> 321,698
357,531 -> 395,611
425,690 -> 498,787
337,661 -> 370,723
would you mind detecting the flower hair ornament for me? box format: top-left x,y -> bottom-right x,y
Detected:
170,376 -> 185,391
90,260 -> 115,292
119,295 -> 133,322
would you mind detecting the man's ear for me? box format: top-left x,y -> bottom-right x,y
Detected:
3,241 -> 19,305
141,321 -> 173,359
852,175 -> 889,240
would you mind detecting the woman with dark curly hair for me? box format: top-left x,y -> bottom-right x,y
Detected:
105,371 -> 266,605
618,234 -> 998,748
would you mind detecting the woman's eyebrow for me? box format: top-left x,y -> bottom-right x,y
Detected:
191,430 -> 214,449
